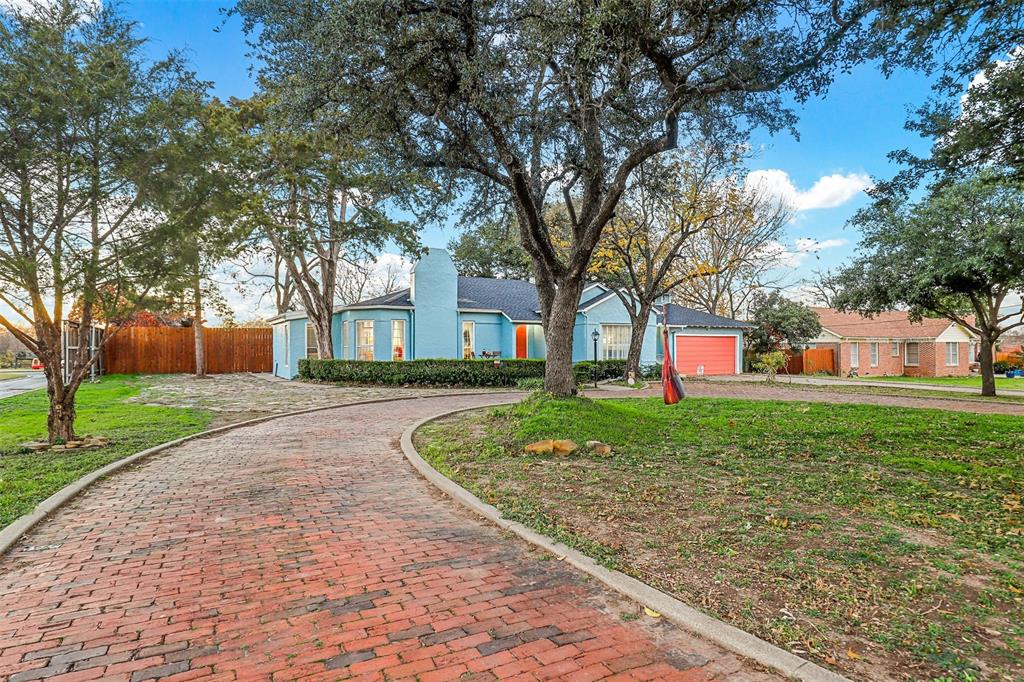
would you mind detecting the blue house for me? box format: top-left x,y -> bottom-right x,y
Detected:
270,249 -> 747,378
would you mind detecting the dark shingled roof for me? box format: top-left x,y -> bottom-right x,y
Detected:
340,279 -> 749,330
658,303 -> 753,329
341,288 -> 413,308
456,277 -> 541,321
339,277 -> 543,320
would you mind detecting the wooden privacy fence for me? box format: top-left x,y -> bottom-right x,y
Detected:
802,347 -> 836,375
783,351 -> 803,375
104,327 -> 272,375
783,347 -> 836,376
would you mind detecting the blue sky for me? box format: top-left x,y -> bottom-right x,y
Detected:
119,2 -> 947,316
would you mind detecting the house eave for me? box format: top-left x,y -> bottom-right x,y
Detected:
269,311 -> 308,323
339,304 -> 414,312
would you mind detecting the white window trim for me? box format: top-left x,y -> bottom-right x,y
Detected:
870,342 -> 879,367
356,320 -> 374,361
462,321 -> 476,359
850,342 -> 860,368
392,319 -> 406,361
946,342 -> 959,366
890,341 -> 900,357
342,320 -> 349,360
283,325 -> 290,366
905,341 -> 920,366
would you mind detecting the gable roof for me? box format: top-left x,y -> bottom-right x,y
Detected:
811,307 -> 966,340
659,303 -> 753,329
457,277 -> 542,321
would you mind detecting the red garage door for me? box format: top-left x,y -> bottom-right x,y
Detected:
674,335 -> 736,376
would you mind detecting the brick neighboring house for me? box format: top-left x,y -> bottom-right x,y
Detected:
807,308 -> 977,377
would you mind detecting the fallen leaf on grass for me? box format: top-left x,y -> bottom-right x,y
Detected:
846,647 -> 861,660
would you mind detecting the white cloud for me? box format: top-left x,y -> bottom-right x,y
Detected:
745,169 -> 872,211
0,0 -> 100,18
794,237 -> 849,252
758,237 -> 849,270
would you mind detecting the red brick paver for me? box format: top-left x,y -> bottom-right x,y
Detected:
0,394 -> 778,681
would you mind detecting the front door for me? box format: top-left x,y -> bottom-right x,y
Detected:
515,325 -> 528,358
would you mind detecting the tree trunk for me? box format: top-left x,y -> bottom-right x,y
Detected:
625,302 -> 652,383
979,335 -> 996,397
542,286 -> 581,397
48,391 -> 76,443
313,311 -> 334,359
193,272 -> 206,378
43,349 -> 76,443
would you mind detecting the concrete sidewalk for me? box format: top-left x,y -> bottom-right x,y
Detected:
710,373 -> 1024,397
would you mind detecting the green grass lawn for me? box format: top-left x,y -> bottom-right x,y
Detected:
416,395 -> 1024,681
0,371 -> 26,382
861,375 -> 1024,391
0,375 -> 211,528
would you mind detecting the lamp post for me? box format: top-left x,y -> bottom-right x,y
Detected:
591,328 -> 600,387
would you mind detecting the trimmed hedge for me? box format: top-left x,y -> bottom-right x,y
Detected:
301,358 -> 545,387
299,357 -> 661,387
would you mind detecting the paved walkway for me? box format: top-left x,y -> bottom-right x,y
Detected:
132,374 -> 515,428
0,394 -> 776,682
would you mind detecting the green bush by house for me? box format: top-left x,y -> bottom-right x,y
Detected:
300,358 -> 660,387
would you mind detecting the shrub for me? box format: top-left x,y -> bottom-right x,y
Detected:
753,350 -> 788,382
301,357 -> 665,388
301,358 -> 548,387
639,362 -> 662,380
573,360 -> 621,384
994,360 -> 1014,374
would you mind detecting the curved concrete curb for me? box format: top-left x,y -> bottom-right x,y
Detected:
0,391 -> 507,558
401,404 -> 851,682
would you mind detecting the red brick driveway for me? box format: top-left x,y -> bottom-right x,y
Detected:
0,394 -> 776,682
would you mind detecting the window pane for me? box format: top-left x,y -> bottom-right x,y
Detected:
356,321 -> 374,361
306,324 -> 318,358
870,342 -> 878,366
906,342 -> 919,365
463,322 -> 475,358
392,320 -> 405,361
946,342 -> 958,365
342,321 -> 349,360
891,342 -> 899,356
850,342 -> 859,367
600,325 -> 630,360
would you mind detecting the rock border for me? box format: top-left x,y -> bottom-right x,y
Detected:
0,392 -> 501,557
401,403 -> 851,682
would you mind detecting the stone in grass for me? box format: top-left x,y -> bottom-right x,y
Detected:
23,441 -> 50,452
586,440 -> 612,456
552,439 -> 578,456
524,439 -> 554,454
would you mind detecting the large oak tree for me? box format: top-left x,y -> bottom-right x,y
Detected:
235,0 -> 893,395
834,173 -> 1024,396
